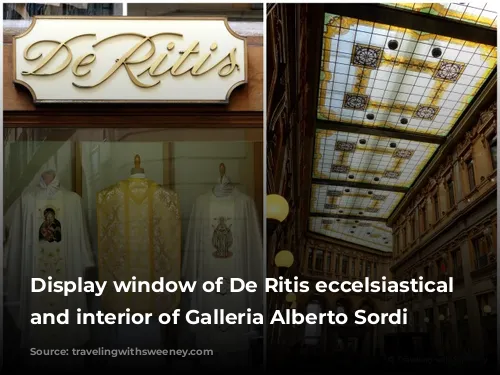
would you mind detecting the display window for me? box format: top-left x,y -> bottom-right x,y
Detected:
3,3 -> 264,370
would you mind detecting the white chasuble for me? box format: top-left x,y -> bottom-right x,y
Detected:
4,172 -> 94,348
182,189 -> 263,360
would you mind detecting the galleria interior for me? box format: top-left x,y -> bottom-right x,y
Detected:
266,3 -> 497,369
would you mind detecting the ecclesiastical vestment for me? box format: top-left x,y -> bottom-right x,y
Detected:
96,174 -> 181,368
4,171 -> 94,348
182,184 -> 263,360
96,175 -> 181,314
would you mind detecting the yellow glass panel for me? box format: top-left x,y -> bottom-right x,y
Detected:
310,184 -> 405,219
312,129 -> 439,188
386,3 -> 497,29
318,12 -> 496,136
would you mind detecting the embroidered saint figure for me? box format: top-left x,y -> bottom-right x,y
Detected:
212,217 -> 233,258
38,207 -> 62,243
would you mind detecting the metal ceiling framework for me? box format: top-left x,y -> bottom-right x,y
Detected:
308,3 -> 497,252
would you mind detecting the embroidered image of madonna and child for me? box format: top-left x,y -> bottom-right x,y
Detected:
38,207 -> 62,243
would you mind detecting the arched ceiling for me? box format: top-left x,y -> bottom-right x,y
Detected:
308,3 -> 497,252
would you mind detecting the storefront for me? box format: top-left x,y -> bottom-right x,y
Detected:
3,3 -> 263,370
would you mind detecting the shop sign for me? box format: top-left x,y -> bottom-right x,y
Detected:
13,17 -> 247,103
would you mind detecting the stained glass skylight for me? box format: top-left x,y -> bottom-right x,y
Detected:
317,13 -> 496,136
309,7 -> 497,252
313,129 -> 439,188
310,184 -> 405,219
385,3 -> 497,29
309,217 -> 393,252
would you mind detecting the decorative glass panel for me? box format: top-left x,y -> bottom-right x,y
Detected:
311,183 -> 404,219
313,130 -> 438,188
310,217 -> 392,252
318,13 -> 496,136
385,3 -> 497,29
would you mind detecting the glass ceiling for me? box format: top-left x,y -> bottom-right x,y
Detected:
385,3 -> 497,29
317,13 -> 496,135
310,8 -> 497,252
310,184 -> 405,219
313,130 -> 439,188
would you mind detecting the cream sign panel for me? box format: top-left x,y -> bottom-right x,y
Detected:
13,17 -> 247,103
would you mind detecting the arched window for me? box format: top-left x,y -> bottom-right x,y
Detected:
304,300 -> 322,345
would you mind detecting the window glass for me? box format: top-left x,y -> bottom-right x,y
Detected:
4,127 -> 263,251
304,301 -> 322,345
126,3 -> 263,21
489,135 -> 497,168
3,3 -> 123,36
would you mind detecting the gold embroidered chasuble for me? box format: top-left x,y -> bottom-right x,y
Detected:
97,177 -> 181,314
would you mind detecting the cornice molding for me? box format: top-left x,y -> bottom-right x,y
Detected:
307,232 -> 392,258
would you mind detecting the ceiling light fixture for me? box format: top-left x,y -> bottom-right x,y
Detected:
432,47 -> 442,58
388,39 -> 399,50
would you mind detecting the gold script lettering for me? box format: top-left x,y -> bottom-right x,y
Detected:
74,33 -> 183,89
20,32 -> 242,88
72,53 -> 96,77
21,34 -> 96,76
218,48 -> 240,77
139,42 -> 176,77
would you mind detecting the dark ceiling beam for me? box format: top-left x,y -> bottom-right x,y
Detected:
316,119 -> 445,145
324,3 -> 497,46
312,178 -> 408,193
310,212 -> 387,223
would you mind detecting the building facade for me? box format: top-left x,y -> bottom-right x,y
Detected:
391,99 -> 497,360
3,3 -> 264,370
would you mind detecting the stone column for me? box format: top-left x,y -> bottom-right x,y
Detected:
433,304 -> 443,355
453,152 -> 463,201
414,209 -> 420,242
419,305 -> 426,333
329,251 -> 335,273
459,239 -> 484,357
438,179 -> 447,216
448,298 -> 458,351
473,136 -> 493,182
